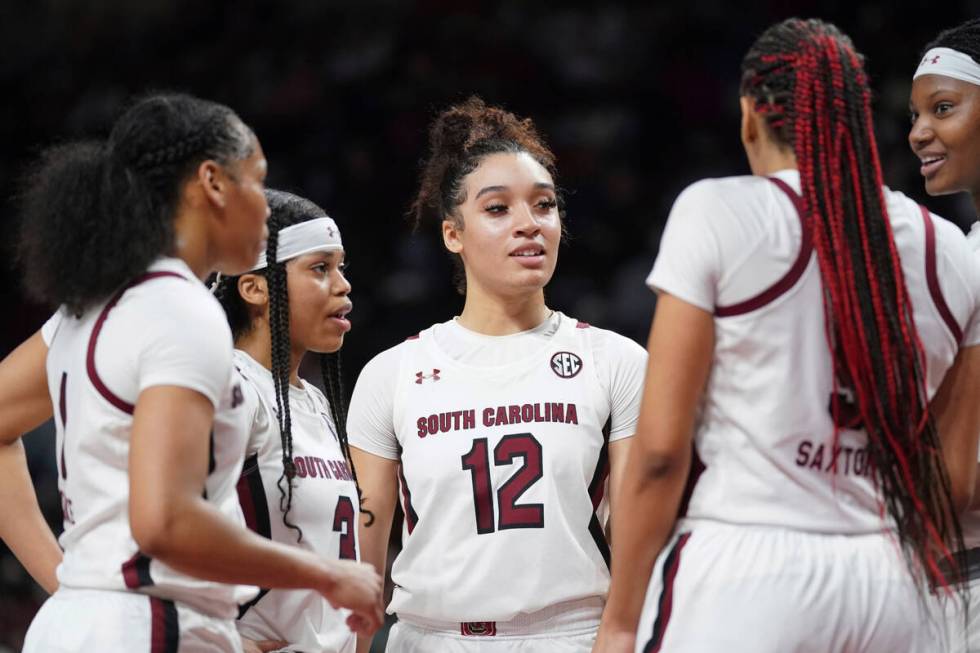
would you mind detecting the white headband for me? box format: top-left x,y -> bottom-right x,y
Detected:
252,216 -> 343,270
914,47 -> 980,86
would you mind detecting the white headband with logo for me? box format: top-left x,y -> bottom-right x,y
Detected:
252,217 -> 343,270
914,47 -> 980,86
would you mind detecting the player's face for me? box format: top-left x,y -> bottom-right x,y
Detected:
286,249 -> 352,354
909,74 -> 980,197
449,151 -> 561,297
218,134 -> 271,274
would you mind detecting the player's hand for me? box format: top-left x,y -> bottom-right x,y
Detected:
319,559 -> 384,637
240,635 -> 289,653
592,625 -> 636,653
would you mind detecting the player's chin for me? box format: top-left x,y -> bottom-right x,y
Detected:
924,171 -> 962,197
310,334 -> 345,355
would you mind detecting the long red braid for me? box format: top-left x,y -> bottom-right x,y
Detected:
742,18 -> 964,597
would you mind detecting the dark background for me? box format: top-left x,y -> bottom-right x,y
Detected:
1,1 -> 978,649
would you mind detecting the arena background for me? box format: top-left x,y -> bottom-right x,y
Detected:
1,1 -> 978,649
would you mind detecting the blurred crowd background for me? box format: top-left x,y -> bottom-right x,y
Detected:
1,0 -> 978,649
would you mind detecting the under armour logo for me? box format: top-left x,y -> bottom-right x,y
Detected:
415,369 -> 441,383
327,226 -> 337,238
923,55 -> 941,65
230,383 -> 244,408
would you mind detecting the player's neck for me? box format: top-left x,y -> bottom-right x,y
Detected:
456,289 -> 552,336
236,320 -> 304,387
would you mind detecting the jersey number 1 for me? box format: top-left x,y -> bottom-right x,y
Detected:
461,433 -> 544,534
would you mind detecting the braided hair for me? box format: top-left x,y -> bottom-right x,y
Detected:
18,93 -> 254,314
214,189 -> 368,542
410,96 -> 564,294
740,18 -> 965,597
921,18 -> 980,63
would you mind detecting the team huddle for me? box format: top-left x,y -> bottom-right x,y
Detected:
1,15 -> 980,653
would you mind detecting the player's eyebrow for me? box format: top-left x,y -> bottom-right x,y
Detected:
475,182 -> 555,199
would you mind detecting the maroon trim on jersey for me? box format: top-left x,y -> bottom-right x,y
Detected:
398,461 -> 419,534
122,551 -> 154,589
149,596 -> 180,653
587,419 -> 612,568
58,371 -> 67,479
715,177 -> 813,318
236,453 -> 274,618
405,333 -> 421,341
576,321 -> 590,329
676,447 -> 705,518
236,454 -> 272,539
86,271 -> 188,414
920,205 -> 963,344
642,532 -> 692,653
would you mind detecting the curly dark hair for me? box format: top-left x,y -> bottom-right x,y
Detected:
920,18 -> 980,64
214,189 -> 369,542
410,96 -> 563,294
741,18 -> 965,600
17,93 -> 254,314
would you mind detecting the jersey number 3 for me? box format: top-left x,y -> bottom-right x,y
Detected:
461,433 -> 544,534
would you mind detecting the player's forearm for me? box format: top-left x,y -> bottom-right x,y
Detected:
133,496 -> 336,592
601,444 -> 690,633
0,439 -> 62,593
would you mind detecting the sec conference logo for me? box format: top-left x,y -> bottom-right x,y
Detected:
550,351 -> 583,378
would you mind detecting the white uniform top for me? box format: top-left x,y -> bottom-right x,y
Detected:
41,257 -> 256,619
960,222 -> 980,550
348,311 -> 647,623
233,350 -> 359,653
648,169 -> 980,534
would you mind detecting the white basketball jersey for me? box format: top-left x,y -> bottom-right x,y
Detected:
959,222 -> 980,550
648,170 -> 980,534
42,257 -> 256,619
233,350 -> 359,653
348,312 -> 647,623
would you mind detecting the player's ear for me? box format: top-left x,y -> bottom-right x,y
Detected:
442,217 -> 463,254
237,273 -> 269,309
740,96 -> 758,148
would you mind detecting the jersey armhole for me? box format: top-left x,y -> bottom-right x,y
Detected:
920,205 -> 963,344
715,176 -> 813,317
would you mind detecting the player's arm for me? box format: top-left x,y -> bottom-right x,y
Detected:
0,331 -> 62,594
128,385 -> 383,636
930,344 -> 980,512
349,446 -> 399,653
594,294 -> 714,653
605,438 -> 632,538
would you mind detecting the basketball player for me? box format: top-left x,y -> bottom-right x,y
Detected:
0,94 -> 382,652
910,18 -> 980,652
594,19 -> 980,653
347,97 -> 647,652
213,189 -> 362,653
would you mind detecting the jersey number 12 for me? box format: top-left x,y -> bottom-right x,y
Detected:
461,433 -> 544,534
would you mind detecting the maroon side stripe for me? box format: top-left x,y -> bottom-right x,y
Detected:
676,447 -> 705,518
236,454 -> 272,539
398,462 -> 419,534
122,551 -> 154,589
149,596 -> 179,653
235,454 -> 275,618
643,532 -> 692,653
86,271 -> 187,414
59,372 -> 68,479
716,177 -> 813,317
587,418 -> 611,567
920,205 -> 963,344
